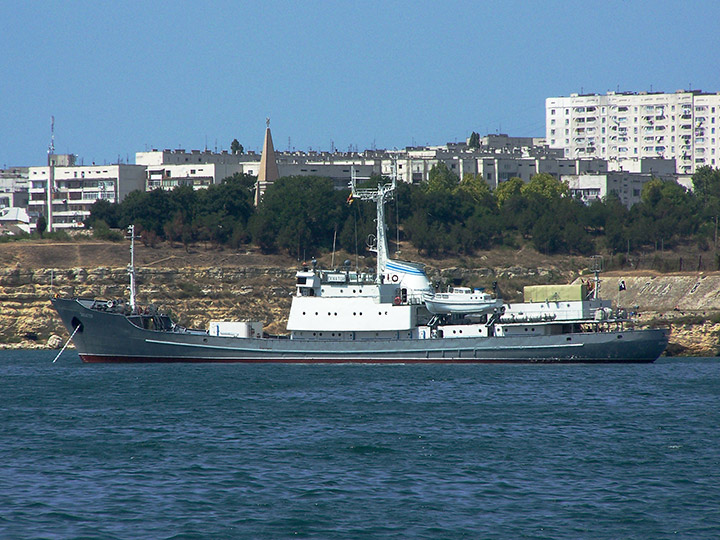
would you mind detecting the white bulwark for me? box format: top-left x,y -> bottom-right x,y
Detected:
546,90 -> 720,174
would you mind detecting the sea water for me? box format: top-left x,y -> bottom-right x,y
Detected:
1,351 -> 719,539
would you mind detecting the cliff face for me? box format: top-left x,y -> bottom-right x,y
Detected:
0,266 -> 295,348
1,266 -> 719,356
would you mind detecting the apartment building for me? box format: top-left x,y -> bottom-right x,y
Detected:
0,166 -> 29,209
27,162 -> 145,229
564,172 -> 656,208
546,90 -> 720,174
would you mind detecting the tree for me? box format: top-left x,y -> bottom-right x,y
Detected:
251,176 -> 346,255
230,139 -> 244,155
521,173 -> 569,200
468,131 -> 480,148
455,173 -> 496,207
85,199 -> 120,229
632,178 -> 699,249
36,215 -> 47,238
424,162 -> 459,193
692,166 -> 720,245
494,177 -> 524,206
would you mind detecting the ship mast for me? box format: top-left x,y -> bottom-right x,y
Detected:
589,255 -> 603,300
350,168 -> 395,284
127,225 -> 138,311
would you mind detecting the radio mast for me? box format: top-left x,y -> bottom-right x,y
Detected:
47,116 -> 55,232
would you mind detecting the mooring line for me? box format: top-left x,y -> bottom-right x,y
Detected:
53,325 -> 80,363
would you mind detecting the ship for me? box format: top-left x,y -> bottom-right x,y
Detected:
51,177 -> 668,363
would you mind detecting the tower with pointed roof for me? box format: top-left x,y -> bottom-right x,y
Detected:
254,118 -> 280,206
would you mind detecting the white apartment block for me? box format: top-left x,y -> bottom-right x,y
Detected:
27,164 -> 145,229
546,90 -> 720,174
144,163 -> 250,190
0,166 -> 30,209
137,149 -> 381,190
137,148 -> 260,190
135,148 -> 259,166
564,172 -> 658,208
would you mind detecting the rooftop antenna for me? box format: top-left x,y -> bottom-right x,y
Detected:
47,116 -> 55,232
48,116 -> 55,154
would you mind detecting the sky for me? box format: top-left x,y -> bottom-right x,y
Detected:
2,0 -> 720,168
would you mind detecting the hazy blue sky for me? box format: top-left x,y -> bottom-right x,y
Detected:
2,1 -> 719,167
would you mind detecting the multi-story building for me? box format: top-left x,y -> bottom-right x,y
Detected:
564,172 -> 657,208
27,162 -> 145,229
546,90 -> 720,174
0,166 -> 30,209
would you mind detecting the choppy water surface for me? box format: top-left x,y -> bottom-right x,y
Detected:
1,351 -> 719,539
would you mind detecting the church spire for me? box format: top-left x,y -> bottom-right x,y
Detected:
255,118 -> 279,206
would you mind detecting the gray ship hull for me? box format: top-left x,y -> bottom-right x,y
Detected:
52,298 -> 669,364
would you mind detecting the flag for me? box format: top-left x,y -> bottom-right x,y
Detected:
619,280 -> 626,291
346,193 -> 354,205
